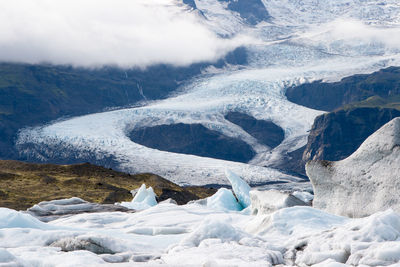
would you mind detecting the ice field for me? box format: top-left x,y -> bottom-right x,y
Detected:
16,0 -> 400,186
3,173 -> 400,266
5,0 -> 400,266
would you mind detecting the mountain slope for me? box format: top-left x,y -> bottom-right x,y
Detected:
286,66 -> 400,112
0,160 -> 216,210
0,48 -> 246,159
303,107 -> 400,162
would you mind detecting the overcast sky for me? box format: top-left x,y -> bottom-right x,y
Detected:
0,0 -> 244,68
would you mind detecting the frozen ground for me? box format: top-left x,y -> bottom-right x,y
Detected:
3,189 -> 400,266
16,0 -> 400,186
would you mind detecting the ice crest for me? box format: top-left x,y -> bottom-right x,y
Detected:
118,184 -> 157,210
225,169 -> 251,209
206,188 -> 242,211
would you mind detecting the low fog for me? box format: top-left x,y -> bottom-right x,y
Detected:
0,0 -> 244,68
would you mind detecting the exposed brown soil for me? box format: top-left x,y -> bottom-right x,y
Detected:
0,160 -> 216,210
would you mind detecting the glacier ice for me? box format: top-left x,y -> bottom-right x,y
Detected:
118,184 -> 157,210
0,208 -> 52,230
249,189 -> 308,215
225,169 -> 251,208
307,117 -> 400,217
294,209 -> 400,266
206,188 -> 242,211
292,190 -> 314,204
2,199 -> 400,265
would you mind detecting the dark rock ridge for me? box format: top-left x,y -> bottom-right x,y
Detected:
303,107 -> 400,162
268,145 -> 308,178
225,112 -> 284,149
183,0 -> 197,10
286,66 -> 400,111
183,0 -> 270,25
0,47 -> 247,160
218,0 -> 270,25
129,123 -> 256,163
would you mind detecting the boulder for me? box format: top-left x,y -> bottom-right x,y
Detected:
306,117 -> 400,217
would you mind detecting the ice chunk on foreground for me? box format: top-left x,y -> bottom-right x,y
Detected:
294,209 -> 400,266
118,184 -> 157,210
164,217 -> 284,266
246,206 -> 347,237
206,188 -> 242,211
307,117 -> 400,217
225,169 -> 251,209
250,190 -> 308,215
27,197 -> 130,222
0,208 -> 52,230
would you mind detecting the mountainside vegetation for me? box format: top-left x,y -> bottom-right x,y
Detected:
286,66 -> 400,111
0,160 -> 216,210
287,66 -> 400,163
303,107 -> 400,162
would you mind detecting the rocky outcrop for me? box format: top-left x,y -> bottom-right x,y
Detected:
129,123 -> 256,163
225,112 -> 284,149
286,66 -> 400,111
306,117 -> 400,217
303,107 -> 400,162
219,0 -> 270,25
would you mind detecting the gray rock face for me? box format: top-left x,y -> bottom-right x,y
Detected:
307,117 -> 400,218
50,237 -> 116,254
303,107 -> 400,162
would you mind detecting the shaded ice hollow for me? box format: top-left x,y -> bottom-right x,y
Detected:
16,0 -> 400,186
307,117 -> 400,217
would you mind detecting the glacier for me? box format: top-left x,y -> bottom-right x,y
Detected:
16,0 -> 400,186
2,197 -> 400,266
4,1 -> 400,266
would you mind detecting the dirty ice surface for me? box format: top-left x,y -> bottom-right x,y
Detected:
2,191 -> 400,266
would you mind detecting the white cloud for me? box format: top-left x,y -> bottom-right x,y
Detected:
304,18 -> 400,51
0,0 -> 245,68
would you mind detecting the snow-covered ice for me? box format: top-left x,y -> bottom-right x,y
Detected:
2,194 -> 400,266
